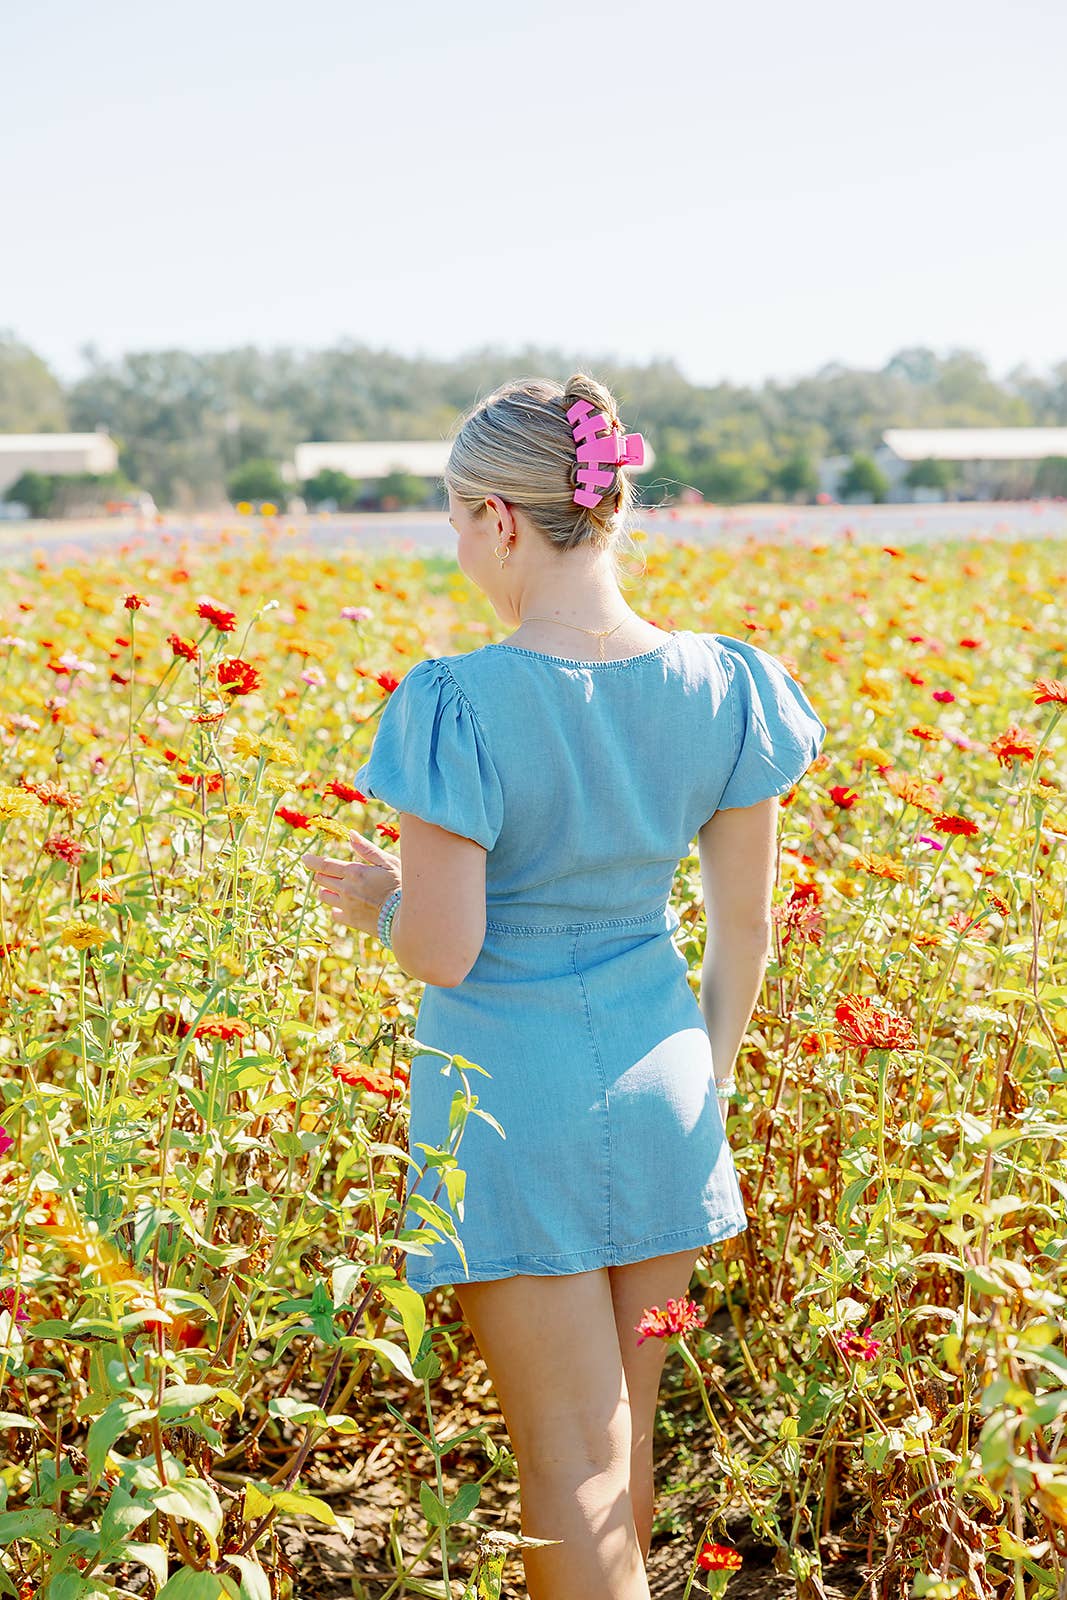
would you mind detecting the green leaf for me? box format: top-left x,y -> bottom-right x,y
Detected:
344,1334 -> 415,1383
123,1543 -> 170,1589
0,1508 -> 57,1545
152,1476 -> 224,1562
224,1555 -> 272,1600
100,1485 -> 153,1551
378,1279 -> 426,1364
159,1383 -> 223,1420
420,1481 -> 448,1528
0,1411 -> 38,1431
269,1491 -> 354,1539
447,1482 -> 482,1525
157,1569 -> 239,1599
86,1400 -> 155,1486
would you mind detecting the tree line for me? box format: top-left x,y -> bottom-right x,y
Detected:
2,332 -> 1066,511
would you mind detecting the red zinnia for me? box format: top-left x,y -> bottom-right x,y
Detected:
990,724 -> 1038,768
217,658 -> 261,696
833,994 -> 917,1054
332,1062 -> 409,1095
167,632 -> 199,662
697,1543 -> 743,1572
931,812 -> 980,837
196,599 -> 237,633
43,834 -> 86,866
193,1015 -> 249,1043
324,780 -> 365,803
276,806 -> 312,829
123,593 -> 148,611
634,1296 -> 706,1346
1034,677 -> 1067,707
375,671 -> 400,693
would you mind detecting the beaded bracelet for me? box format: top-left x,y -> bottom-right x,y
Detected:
377,886 -> 402,949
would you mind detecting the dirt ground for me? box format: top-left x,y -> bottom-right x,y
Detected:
256,1308 -> 873,1600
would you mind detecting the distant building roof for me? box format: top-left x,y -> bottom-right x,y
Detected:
0,433 -> 119,494
0,432 -> 116,454
883,427 -> 1067,462
294,441 -> 451,481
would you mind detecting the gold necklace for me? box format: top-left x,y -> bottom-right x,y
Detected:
517,615 -> 632,662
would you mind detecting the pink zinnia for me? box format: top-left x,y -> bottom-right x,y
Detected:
634,1295 -> 706,1345
0,1287 -> 29,1327
832,1326 -> 882,1362
0,1127 -> 14,1156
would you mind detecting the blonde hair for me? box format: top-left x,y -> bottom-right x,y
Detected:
445,373 -> 643,562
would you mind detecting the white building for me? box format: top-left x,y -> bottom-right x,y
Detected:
0,432 -> 119,497
818,427 -> 1067,502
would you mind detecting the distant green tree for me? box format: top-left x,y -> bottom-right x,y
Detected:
0,333 -> 68,431
1034,456 -> 1067,497
773,450 -> 819,501
904,457 -> 956,491
4,470 -> 55,517
376,470 -> 430,509
693,450 -> 772,505
226,458 -> 287,505
838,453 -> 889,503
303,468 -> 360,509
3,469 -> 138,518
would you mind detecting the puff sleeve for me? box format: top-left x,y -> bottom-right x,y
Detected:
352,658 -> 504,850
711,634 -> 827,810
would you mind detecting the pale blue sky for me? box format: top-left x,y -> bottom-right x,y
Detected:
3,0 -> 1064,388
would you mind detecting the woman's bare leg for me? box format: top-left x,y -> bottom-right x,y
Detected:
607,1247 -> 705,1560
453,1267 -> 650,1600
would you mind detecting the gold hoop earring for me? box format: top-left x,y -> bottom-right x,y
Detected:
494,542 -> 511,566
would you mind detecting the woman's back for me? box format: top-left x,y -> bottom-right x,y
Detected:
354,628 -> 826,928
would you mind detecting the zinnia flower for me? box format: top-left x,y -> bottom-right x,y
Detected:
832,1326 -> 882,1362
324,780 -> 365,803
196,599 -> 237,633
931,812 -> 980,837
332,1062 -> 409,1095
634,1296 -> 706,1346
990,724 -> 1038,768
0,1127 -> 14,1156
58,920 -> 109,950
0,1287 -> 29,1327
276,806 -> 312,829
123,593 -> 148,611
1034,678 -> 1067,707
697,1543 -> 743,1572
340,605 -> 373,622
167,632 -> 199,662
217,658 -> 261,696
833,994 -> 917,1053
193,1014 -> 249,1043
43,834 -> 86,866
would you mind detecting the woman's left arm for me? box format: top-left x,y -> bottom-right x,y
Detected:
303,815 -> 488,988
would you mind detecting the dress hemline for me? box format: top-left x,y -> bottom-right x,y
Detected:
403,1213 -> 749,1294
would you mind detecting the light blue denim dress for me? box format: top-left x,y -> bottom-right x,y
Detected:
353,630 -> 827,1294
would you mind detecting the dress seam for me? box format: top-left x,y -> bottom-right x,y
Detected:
571,929 -> 613,1252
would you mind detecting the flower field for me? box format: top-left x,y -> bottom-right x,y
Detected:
0,522 -> 1065,1600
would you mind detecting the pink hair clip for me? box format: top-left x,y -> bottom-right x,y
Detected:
566,400 -> 646,509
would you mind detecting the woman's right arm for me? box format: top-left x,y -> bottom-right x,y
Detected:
696,796 -> 781,1111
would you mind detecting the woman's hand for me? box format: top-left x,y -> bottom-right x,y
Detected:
302,831 -> 401,939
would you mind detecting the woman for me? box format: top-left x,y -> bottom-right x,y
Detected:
304,373 -> 826,1600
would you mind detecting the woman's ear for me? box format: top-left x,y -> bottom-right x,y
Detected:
484,495 -> 515,541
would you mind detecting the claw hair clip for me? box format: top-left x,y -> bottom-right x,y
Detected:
567,400 -> 645,509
